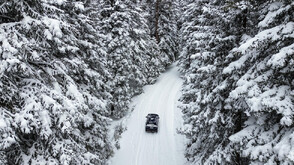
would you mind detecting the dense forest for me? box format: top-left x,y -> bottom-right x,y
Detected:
0,0 -> 177,164
0,0 -> 293,164
179,0 -> 294,164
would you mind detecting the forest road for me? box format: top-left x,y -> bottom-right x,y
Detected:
109,64 -> 187,165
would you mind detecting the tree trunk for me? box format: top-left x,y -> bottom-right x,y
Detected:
235,110 -> 245,165
155,0 -> 160,43
110,0 -> 115,7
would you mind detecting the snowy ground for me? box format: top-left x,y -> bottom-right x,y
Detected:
109,64 -> 187,165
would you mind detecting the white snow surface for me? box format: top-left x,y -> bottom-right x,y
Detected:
109,64 -> 187,165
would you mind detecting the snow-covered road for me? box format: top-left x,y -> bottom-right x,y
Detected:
110,64 -> 187,165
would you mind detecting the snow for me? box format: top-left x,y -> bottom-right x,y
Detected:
66,82 -> 84,103
44,29 -> 53,40
109,64 -> 187,165
267,43 -> 294,69
2,39 -> 18,57
0,118 -> 7,128
43,17 -> 63,38
223,22 -> 294,75
274,132 -> 294,161
197,64 -> 216,73
74,2 -> 85,11
258,2 -> 284,28
43,0 -> 66,5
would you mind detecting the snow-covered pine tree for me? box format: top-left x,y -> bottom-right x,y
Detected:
178,0 -> 256,164
0,0 -> 113,164
179,0 -> 294,164
143,0 -> 178,64
225,1 -> 294,164
98,0 -> 165,119
0,0 -> 179,164
157,0 -> 179,62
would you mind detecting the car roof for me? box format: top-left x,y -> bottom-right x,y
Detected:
147,113 -> 159,116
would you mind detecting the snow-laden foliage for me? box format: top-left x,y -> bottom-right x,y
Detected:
97,0 -> 166,119
157,0 -> 179,62
0,1 -> 112,164
225,1 -> 294,164
179,0 -> 294,164
0,0 -> 167,164
143,0 -> 179,63
178,0 -> 242,164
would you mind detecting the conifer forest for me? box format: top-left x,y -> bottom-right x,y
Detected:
0,0 -> 293,164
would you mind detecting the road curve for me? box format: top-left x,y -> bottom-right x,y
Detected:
110,64 -> 186,165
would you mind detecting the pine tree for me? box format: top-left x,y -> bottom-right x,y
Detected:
225,1 -> 294,164
143,0 -> 178,64
179,0 -> 294,164
178,0 -> 256,164
98,0 -> 165,118
157,0 -> 179,62
0,0 -> 180,164
0,1 -> 113,164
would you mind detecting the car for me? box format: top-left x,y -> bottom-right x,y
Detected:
145,113 -> 159,133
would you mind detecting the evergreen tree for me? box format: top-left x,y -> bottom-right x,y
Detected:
143,0 -> 178,63
98,0 -> 165,118
0,1 -> 113,164
0,0 -> 177,164
226,1 -> 294,164
157,0 -> 179,62
178,0 -> 259,164
179,0 -> 294,164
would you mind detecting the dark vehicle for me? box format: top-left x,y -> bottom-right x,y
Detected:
145,113 -> 159,133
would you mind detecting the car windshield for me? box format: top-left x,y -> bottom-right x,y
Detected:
147,118 -> 157,124
147,114 -> 158,118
